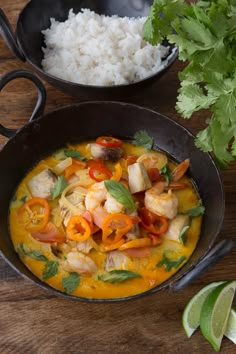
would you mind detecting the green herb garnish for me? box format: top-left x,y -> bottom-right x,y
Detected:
51,176 -> 68,200
160,164 -> 173,185
104,180 -> 136,211
17,243 -> 48,262
62,272 -> 80,294
64,149 -> 88,162
144,0 -> 236,167
20,195 -> 27,204
156,253 -> 186,272
186,202 -> 205,217
132,130 -> 154,150
42,260 -> 59,280
98,270 -> 141,283
179,225 -> 189,245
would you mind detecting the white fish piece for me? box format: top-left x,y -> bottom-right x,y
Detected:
64,251 -> 97,275
104,251 -> 130,271
59,186 -> 87,226
128,162 -> 152,194
76,239 -> 93,254
28,169 -> 57,199
164,214 -> 190,242
89,143 -> 123,162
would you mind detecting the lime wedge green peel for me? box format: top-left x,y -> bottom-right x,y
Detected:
182,281 -> 225,338
200,281 -> 236,352
224,308 -> 236,345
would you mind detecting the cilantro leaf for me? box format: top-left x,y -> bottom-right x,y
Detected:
132,130 -> 154,150
159,164 -> 173,185
144,0 -> 236,166
104,180 -> 136,211
17,243 -> 48,262
51,176 -> 68,200
98,270 -> 141,283
62,272 -> 80,293
186,202 -> 205,217
179,225 -> 189,245
64,149 -> 88,162
156,253 -> 186,272
42,260 -> 59,280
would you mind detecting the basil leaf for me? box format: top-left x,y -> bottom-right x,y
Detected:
62,272 -> 80,293
132,130 -> 154,150
98,270 -> 141,283
179,225 -> 189,245
42,260 -> 59,280
186,202 -> 205,217
64,149 -> 88,162
17,243 -> 48,262
160,164 -> 173,185
104,180 -> 136,211
156,254 -> 186,272
51,175 -> 68,200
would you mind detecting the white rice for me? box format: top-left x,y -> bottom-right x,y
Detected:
41,9 -> 169,86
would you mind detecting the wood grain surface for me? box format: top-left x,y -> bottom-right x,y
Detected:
0,1 -> 235,353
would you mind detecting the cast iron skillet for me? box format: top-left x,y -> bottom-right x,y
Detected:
0,70 -> 233,302
0,0 -> 178,99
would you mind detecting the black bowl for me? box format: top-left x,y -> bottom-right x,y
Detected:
0,70 -> 232,302
0,0 -> 178,99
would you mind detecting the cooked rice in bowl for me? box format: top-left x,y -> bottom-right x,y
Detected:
41,9 -> 170,86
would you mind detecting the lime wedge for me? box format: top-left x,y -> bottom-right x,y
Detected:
182,281 -> 225,338
225,308 -> 236,345
200,281 -> 236,352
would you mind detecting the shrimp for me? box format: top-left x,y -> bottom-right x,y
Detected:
137,151 -> 167,170
144,181 -> 178,219
63,251 -> 97,275
85,181 -> 124,214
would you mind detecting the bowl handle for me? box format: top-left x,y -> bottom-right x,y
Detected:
0,8 -> 25,61
169,239 -> 233,291
0,70 -> 46,138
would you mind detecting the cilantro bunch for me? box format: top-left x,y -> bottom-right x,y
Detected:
144,0 -> 236,167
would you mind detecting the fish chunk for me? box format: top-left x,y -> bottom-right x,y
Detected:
59,186 -> 87,226
89,143 -> 123,162
164,214 -> 190,242
28,169 -> 57,199
104,251 -> 129,271
64,251 -> 97,275
128,162 -> 152,194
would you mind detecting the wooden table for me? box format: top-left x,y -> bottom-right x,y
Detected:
0,1 -> 235,353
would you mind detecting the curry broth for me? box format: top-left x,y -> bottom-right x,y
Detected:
9,141 -> 202,299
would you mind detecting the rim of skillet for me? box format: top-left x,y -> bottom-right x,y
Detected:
15,3 -> 179,90
0,101 -> 225,302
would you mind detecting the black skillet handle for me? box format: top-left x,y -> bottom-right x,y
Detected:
0,70 -> 46,138
170,239 -> 234,291
0,8 -> 25,61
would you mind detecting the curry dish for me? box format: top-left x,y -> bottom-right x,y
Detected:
9,134 -> 203,299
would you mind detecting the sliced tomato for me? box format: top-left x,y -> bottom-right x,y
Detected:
87,158 -> 104,167
125,155 -> 138,167
147,168 -> 164,182
139,207 -> 157,226
31,222 -> 66,243
89,164 -> 112,182
124,247 -> 151,257
96,136 -> 122,148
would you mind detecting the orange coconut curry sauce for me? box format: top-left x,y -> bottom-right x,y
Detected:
9,133 -> 203,299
